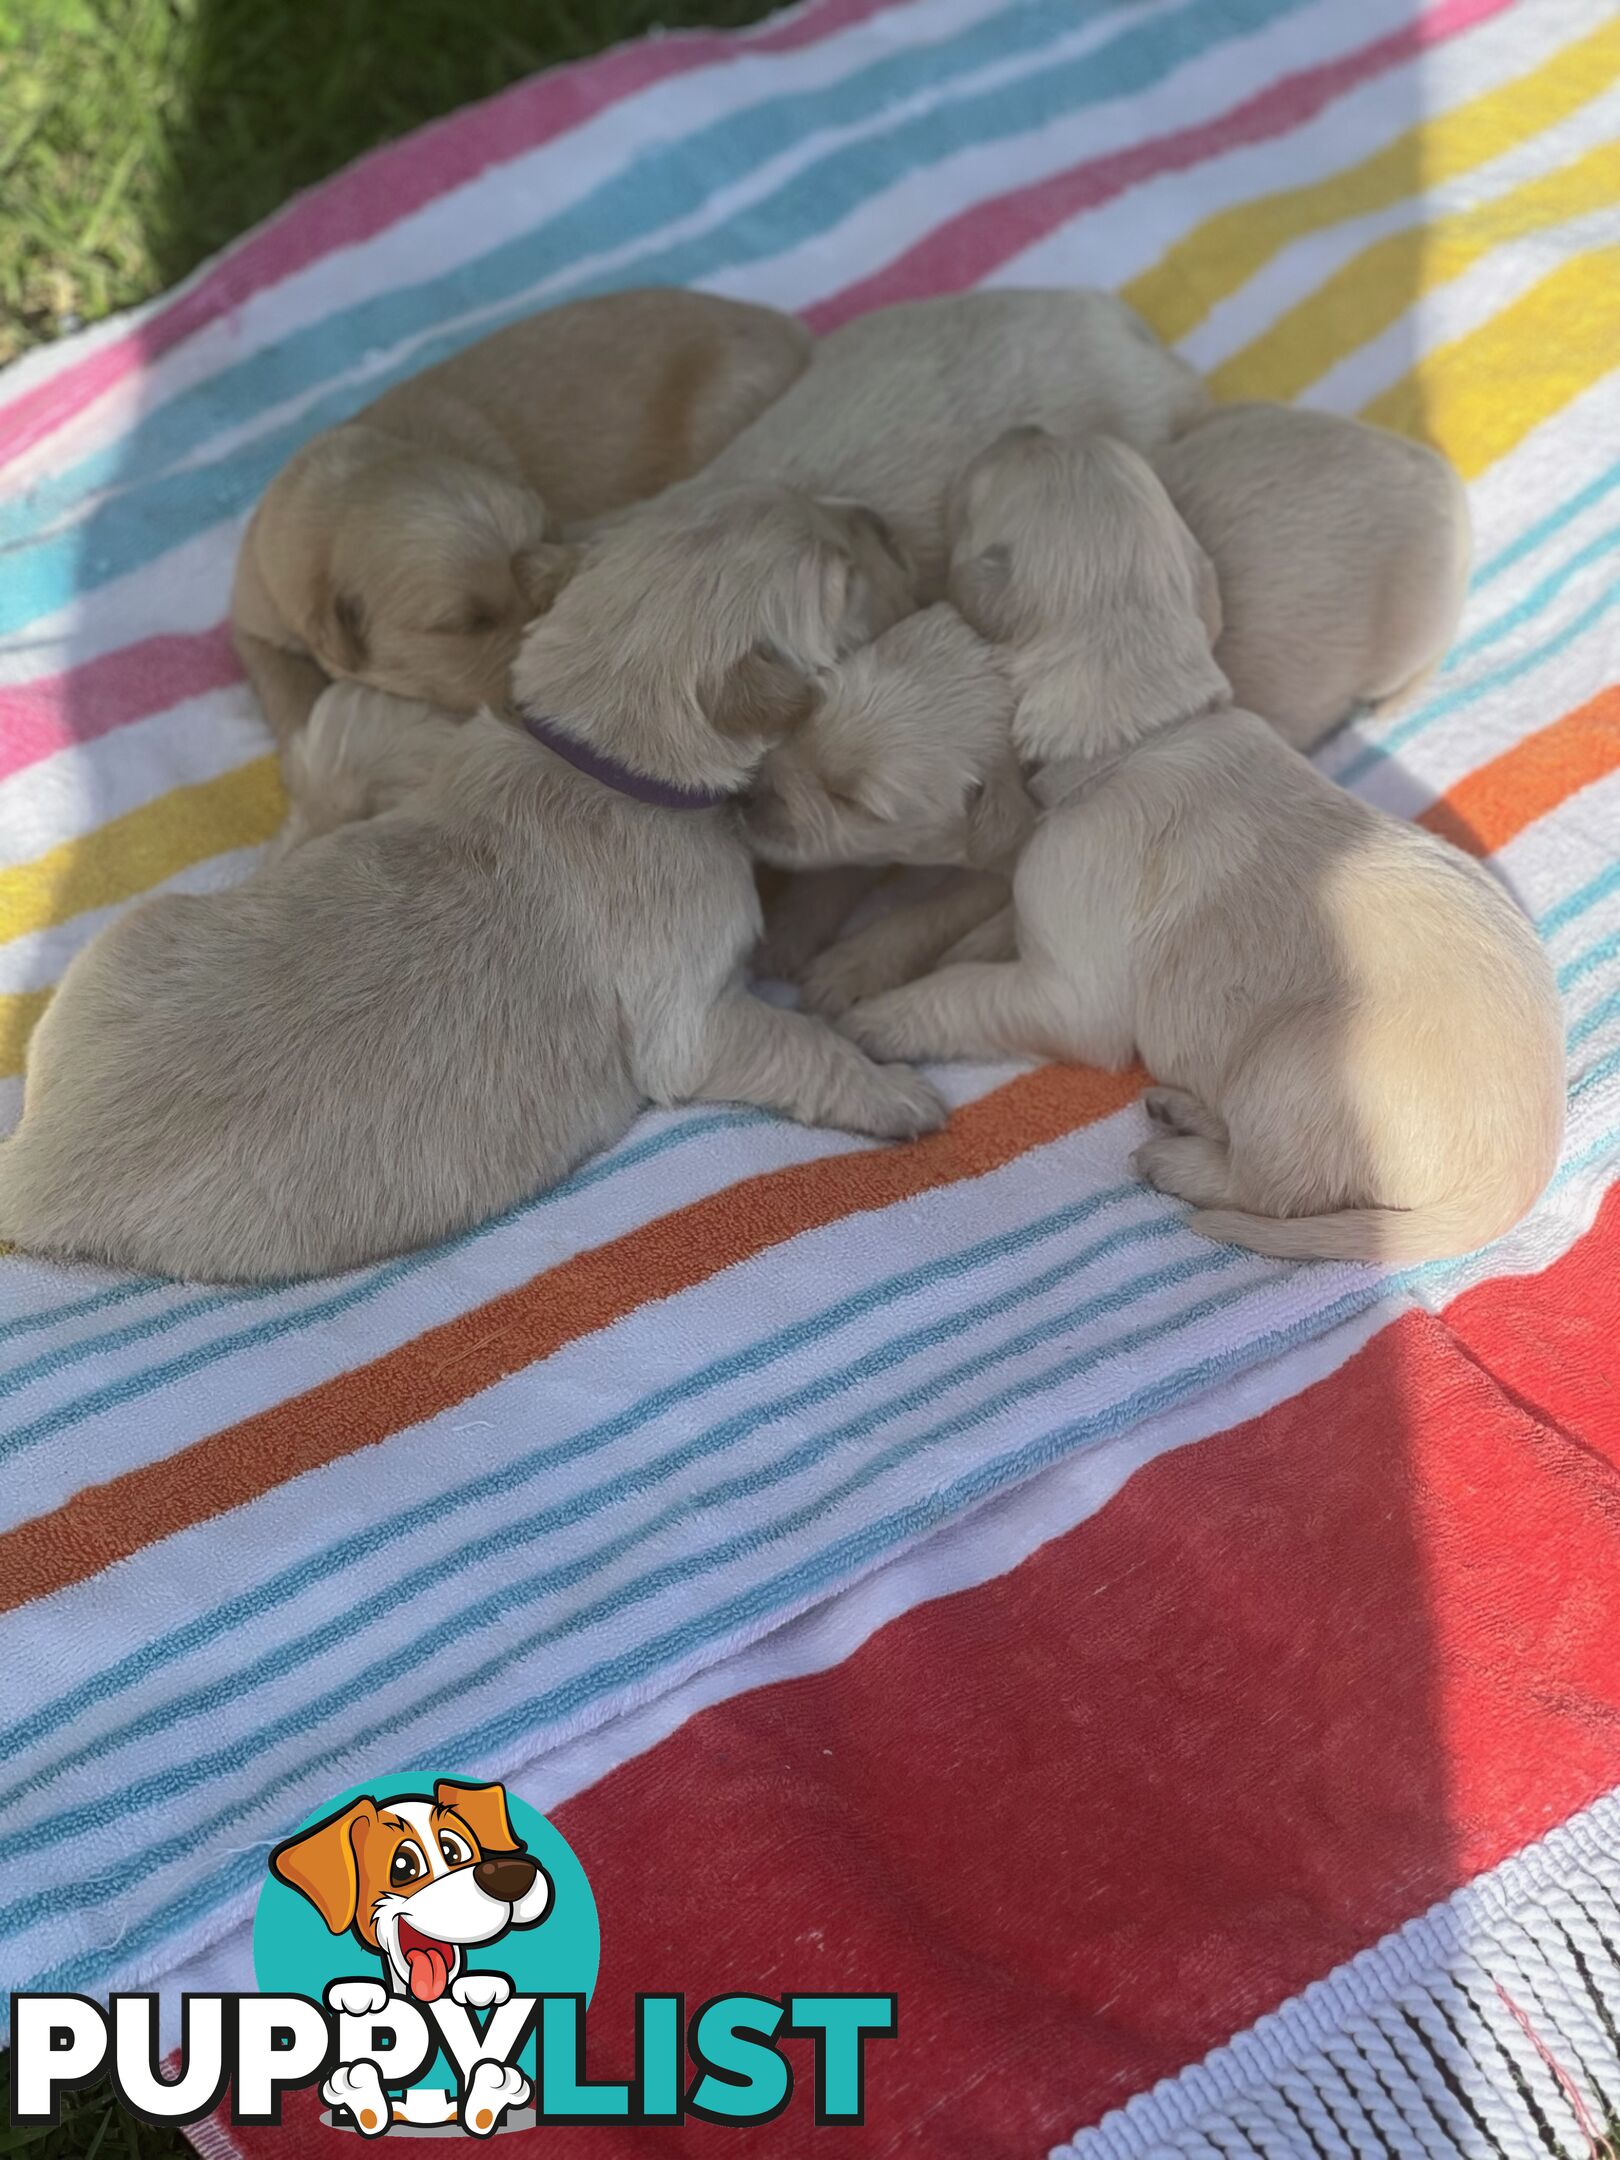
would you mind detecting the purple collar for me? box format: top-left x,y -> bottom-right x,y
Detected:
520,712 -> 734,812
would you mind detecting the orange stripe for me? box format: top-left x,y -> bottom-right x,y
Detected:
1419,684 -> 1620,855
9,689 -> 1620,1608
0,1061 -> 1143,1612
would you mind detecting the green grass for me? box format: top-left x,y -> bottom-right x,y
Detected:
0,0 -> 780,362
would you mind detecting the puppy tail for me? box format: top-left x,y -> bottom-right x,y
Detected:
1186,1191 -> 1525,1265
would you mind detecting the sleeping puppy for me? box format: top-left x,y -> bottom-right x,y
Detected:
640,289 -> 1209,596
838,429 -> 1563,1264
0,487 -> 934,1282
747,605 -> 1030,872
231,288 -> 810,772
745,604 -> 1029,1009
1151,402 -> 1471,751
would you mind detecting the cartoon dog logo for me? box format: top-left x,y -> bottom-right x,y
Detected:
270,1778 -> 553,2133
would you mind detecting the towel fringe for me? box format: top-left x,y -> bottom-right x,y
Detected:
1060,1786 -> 1620,2160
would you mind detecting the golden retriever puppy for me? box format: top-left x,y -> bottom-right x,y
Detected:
0,488 -> 935,1283
1151,402 -> 1471,751
745,603 -> 1028,1010
748,605 -> 1029,872
838,430 -> 1563,1264
231,288 -> 811,753
647,288 -> 1209,596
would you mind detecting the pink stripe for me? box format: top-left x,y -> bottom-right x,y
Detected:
0,0 -> 892,476
803,0 -> 1513,331
0,625 -> 241,782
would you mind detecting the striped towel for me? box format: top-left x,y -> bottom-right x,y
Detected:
2,0 -> 1618,2137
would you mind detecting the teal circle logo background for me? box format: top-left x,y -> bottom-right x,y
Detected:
252,1775 -> 599,2090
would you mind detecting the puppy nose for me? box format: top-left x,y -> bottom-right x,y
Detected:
474,1852 -> 538,1902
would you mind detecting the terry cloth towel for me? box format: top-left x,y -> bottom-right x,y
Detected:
1,0 -> 1618,2138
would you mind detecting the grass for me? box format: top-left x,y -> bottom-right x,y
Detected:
0,0 -> 775,2133
0,0 -> 781,363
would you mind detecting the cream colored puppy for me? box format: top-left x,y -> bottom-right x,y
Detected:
1151,402 -> 1471,751
643,289 -> 1208,596
839,430 -> 1563,1264
232,289 -> 810,762
747,605 -> 1030,872
745,604 -> 1028,1008
0,488 -> 935,1282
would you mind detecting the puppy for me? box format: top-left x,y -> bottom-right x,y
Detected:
646,289 -> 1209,596
748,605 -> 1030,872
840,430 -> 1563,1264
231,288 -> 811,761
746,603 -> 1028,1011
0,488 -> 937,1282
1151,402 -> 1472,751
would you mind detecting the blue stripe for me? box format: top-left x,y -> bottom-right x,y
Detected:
0,0 -> 1313,634
0,1235 -> 1284,1934
0,1107 -> 760,1461
1561,925 -> 1620,993
0,1106 -> 762,1404
1571,1040 -> 1620,1102
1336,565 -> 1620,788
1471,451 -> 1620,590
0,1276 -> 156,1348
1541,861 -> 1620,941
0,1182 -> 1146,1772
14,1265 -> 1402,1999
1444,515 -> 1620,669
2,1209 -> 1206,1865
1568,984 -> 1620,1052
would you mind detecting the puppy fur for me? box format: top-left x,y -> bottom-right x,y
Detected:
839,429 -> 1563,1264
0,489 -> 940,1282
747,604 -> 1031,874
231,288 -> 811,776
1151,401 -> 1472,751
641,289 -> 1209,597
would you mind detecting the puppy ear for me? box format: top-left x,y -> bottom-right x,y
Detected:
711,644 -> 815,743
435,1778 -> 523,1854
270,1798 -> 377,1933
513,541 -> 579,615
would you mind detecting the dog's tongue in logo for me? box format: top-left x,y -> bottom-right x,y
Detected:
398,1921 -> 452,2003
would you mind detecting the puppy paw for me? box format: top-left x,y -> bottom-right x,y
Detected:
450,1971 -> 512,2011
1142,1088 -> 1225,1141
462,2062 -> 530,2136
325,1979 -> 390,2019
323,2062 -> 391,2136
802,940 -> 910,1018
846,1063 -> 948,1141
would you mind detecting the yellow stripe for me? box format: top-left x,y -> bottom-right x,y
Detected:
1361,245 -> 1620,477
0,757 -> 284,951
1124,15 -> 1620,344
1212,138 -> 1620,403
0,988 -> 52,1081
